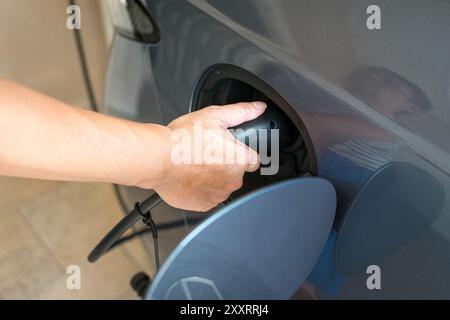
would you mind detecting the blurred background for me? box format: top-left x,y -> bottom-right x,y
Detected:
0,0 -> 154,299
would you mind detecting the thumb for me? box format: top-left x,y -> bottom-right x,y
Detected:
212,102 -> 267,128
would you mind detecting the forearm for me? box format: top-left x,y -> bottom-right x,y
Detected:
0,79 -> 170,188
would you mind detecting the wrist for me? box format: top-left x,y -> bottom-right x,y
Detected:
134,124 -> 172,189
118,122 -> 173,190
147,123 -> 173,189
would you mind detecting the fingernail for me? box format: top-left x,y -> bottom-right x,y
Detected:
252,101 -> 267,110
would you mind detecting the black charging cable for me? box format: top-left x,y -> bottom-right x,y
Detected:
134,201 -> 161,270
88,193 -> 162,270
68,0 -> 98,112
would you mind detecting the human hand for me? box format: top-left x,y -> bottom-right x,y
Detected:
154,102 -> 266,212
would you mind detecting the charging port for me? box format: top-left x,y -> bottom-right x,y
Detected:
191,64 -> 316,198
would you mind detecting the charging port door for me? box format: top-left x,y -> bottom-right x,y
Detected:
146,177 -> 336,300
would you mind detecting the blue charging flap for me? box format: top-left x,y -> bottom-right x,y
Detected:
146,177 -> 336,300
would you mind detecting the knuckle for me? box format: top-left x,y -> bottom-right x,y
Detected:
208,105 -> 220,111
199,106 -> 217,117
197,201 -> 214,212
214,193 -> 228,203
201,205 -> 212,212
224,178 -> 243,192
239,105 -> 250,118
246,160 -> 261,172
248,149 -> 259,162
234,178 -> 244,189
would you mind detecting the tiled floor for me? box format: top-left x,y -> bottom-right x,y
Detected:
0,177 -> 155,299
